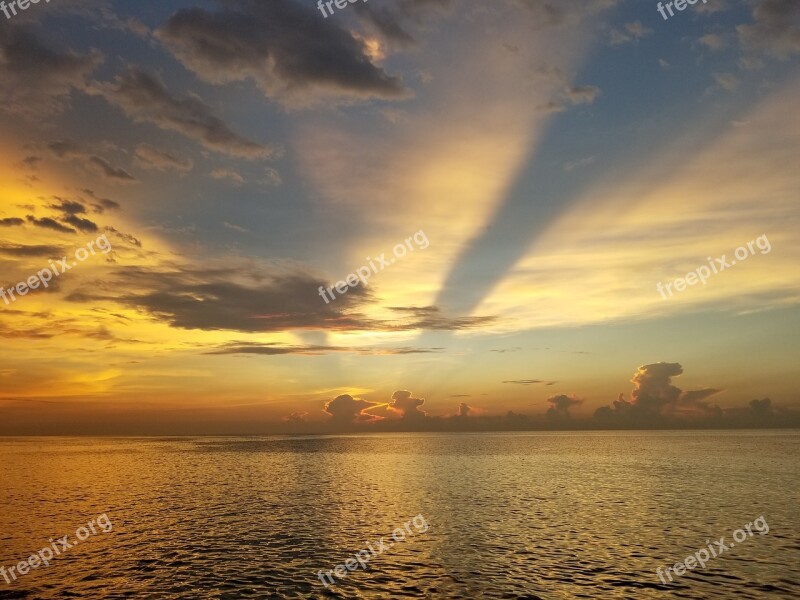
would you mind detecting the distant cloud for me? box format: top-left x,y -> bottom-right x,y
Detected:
0,218 -> 25,227
324,394 -> 381,424
134,144 -> 193,173
713,72 -> 741,92
503,379 -> 557,385
610,21 -> 652,45
389,390 -> 426,419
594,363 -> 722,425
699,33 -> 726,51
546,394 -> 583,419
211,168 -> 245,186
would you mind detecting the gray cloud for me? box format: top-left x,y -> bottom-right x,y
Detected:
546,394 -> 583,419
134,144 -> 194,173
156,0 -> 410,106
0,21 -> 102,116
92,67 -> 273,159
737,0 -> 800,58
47,140 -> 137,184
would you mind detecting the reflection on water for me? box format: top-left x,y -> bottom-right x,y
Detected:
0,431 -> 798,598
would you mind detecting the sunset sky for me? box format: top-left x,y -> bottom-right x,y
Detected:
1,0 -> 798,434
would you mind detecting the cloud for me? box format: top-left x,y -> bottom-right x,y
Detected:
713,72 -> 740,92
211,168 -> 245,186
737,0 -> 800,58
206,342 -> 444,356
594,363 -> 722,425
353,0 -> 453,46
134,144 -> 193,173
0,243 -> 63,257
699,33 -> 726,51
610,21 -> 652,45
46,140 -> 137,184
503,379 -> 557,385
387,305 -> 496,330
389,390 -> 426,419
0,218 -> 24,227
546,394 -> 583,419
0,21 -> 102,116
68,266 -> 373,333
92,67 -> 273,159
324,394 -> 381,424
156,1 -> 411,107
26,216 -> 75,234
537,84 -> 601,113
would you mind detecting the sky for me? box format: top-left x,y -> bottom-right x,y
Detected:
0,0 -> 798,434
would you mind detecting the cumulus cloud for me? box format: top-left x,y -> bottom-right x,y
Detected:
594,363 -> 722,425
546,394 -> 583,419
0,21 -> 102,116
389,390 -> 426,419
92,67 -> 273,159
324,394 -> 381,424
156,0 -> 411,107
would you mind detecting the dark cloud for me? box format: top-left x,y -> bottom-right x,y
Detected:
92,67 -> 273,159
324,394 -> 381,424
389,390 -> 426,419
82,190 -> 120,213
388,305 -> 496,330
206,342 -> 444,356
0,21 -> 102,116
503,379 -> 557,385
0,218 -> 25,227
67,267 -> 373,333
156,0 -> 410,106
63,215 -> 99,233
737,0 -> 800,58
103,227 -> 141,248
546,394 -> 583,419
0,243 -> 63,257
134,144 -> 194,173
48,199 -> 86,216
354,0 -> 453,46
26,215 -> 76,234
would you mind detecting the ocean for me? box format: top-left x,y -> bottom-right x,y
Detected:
1,431 -> 798,598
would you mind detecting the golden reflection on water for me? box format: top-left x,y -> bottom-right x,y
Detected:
0,432 -> 798,599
